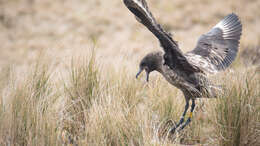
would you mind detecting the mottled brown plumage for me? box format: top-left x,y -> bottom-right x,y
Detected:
123,0 -> 242,133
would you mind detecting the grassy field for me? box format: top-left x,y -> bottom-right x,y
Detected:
0,0 -> 259,145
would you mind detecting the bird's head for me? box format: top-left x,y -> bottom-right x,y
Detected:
136,51 -> 163,82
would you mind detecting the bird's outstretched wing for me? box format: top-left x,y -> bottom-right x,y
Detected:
123,0 -> 202,74
186,13 -> 242,74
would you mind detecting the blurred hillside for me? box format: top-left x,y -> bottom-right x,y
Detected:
0,0 -> 260,71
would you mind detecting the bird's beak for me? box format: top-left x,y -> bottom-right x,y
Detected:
136,68 -> 143,79
136,68 -> 150,82
146,70 -> 149,82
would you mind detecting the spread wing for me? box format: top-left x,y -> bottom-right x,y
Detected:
186,13 -> 242,74
123,0 -> 202,74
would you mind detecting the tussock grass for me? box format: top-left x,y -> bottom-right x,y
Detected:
61,52 -> 100,144
60,53 -> 148,145
0,51 -> 259,146
212,71 -> 260,146
0,63 -> 59,146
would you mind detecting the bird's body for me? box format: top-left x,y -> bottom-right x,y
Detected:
141,51 -> 216,100
123,0 -> 242,134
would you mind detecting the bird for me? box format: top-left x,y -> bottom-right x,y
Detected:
123,0 -> 242,133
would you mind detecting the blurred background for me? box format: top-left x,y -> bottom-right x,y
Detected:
0,0 -> 259,71
0,0 -> 259,145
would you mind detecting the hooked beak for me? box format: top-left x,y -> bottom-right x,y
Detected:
136,68 -> 143,79
136,68 -> 150,82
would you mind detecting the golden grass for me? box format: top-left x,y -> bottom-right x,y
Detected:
0,0 -> 260,145
213,72 -> 260,146
0,50 -> 259,145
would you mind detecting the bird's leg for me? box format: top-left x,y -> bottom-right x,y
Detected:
179,99 -> 195,130
169,100 -> 189,134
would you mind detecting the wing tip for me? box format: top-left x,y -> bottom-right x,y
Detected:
214,13 -> 242,40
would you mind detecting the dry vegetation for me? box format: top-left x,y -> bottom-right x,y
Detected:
0,0 -> 260,145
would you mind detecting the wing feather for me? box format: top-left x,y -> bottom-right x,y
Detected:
123,0 -> 202,74
187,13 -> 242,73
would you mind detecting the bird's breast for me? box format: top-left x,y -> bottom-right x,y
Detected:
160,65 -> 215,98
161,65 -> 185,89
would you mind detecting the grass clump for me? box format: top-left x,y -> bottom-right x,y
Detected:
61,60 -> 147,145
213,72 -> 260,146
60,52 -> 100,144
0,63 -> 59,146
